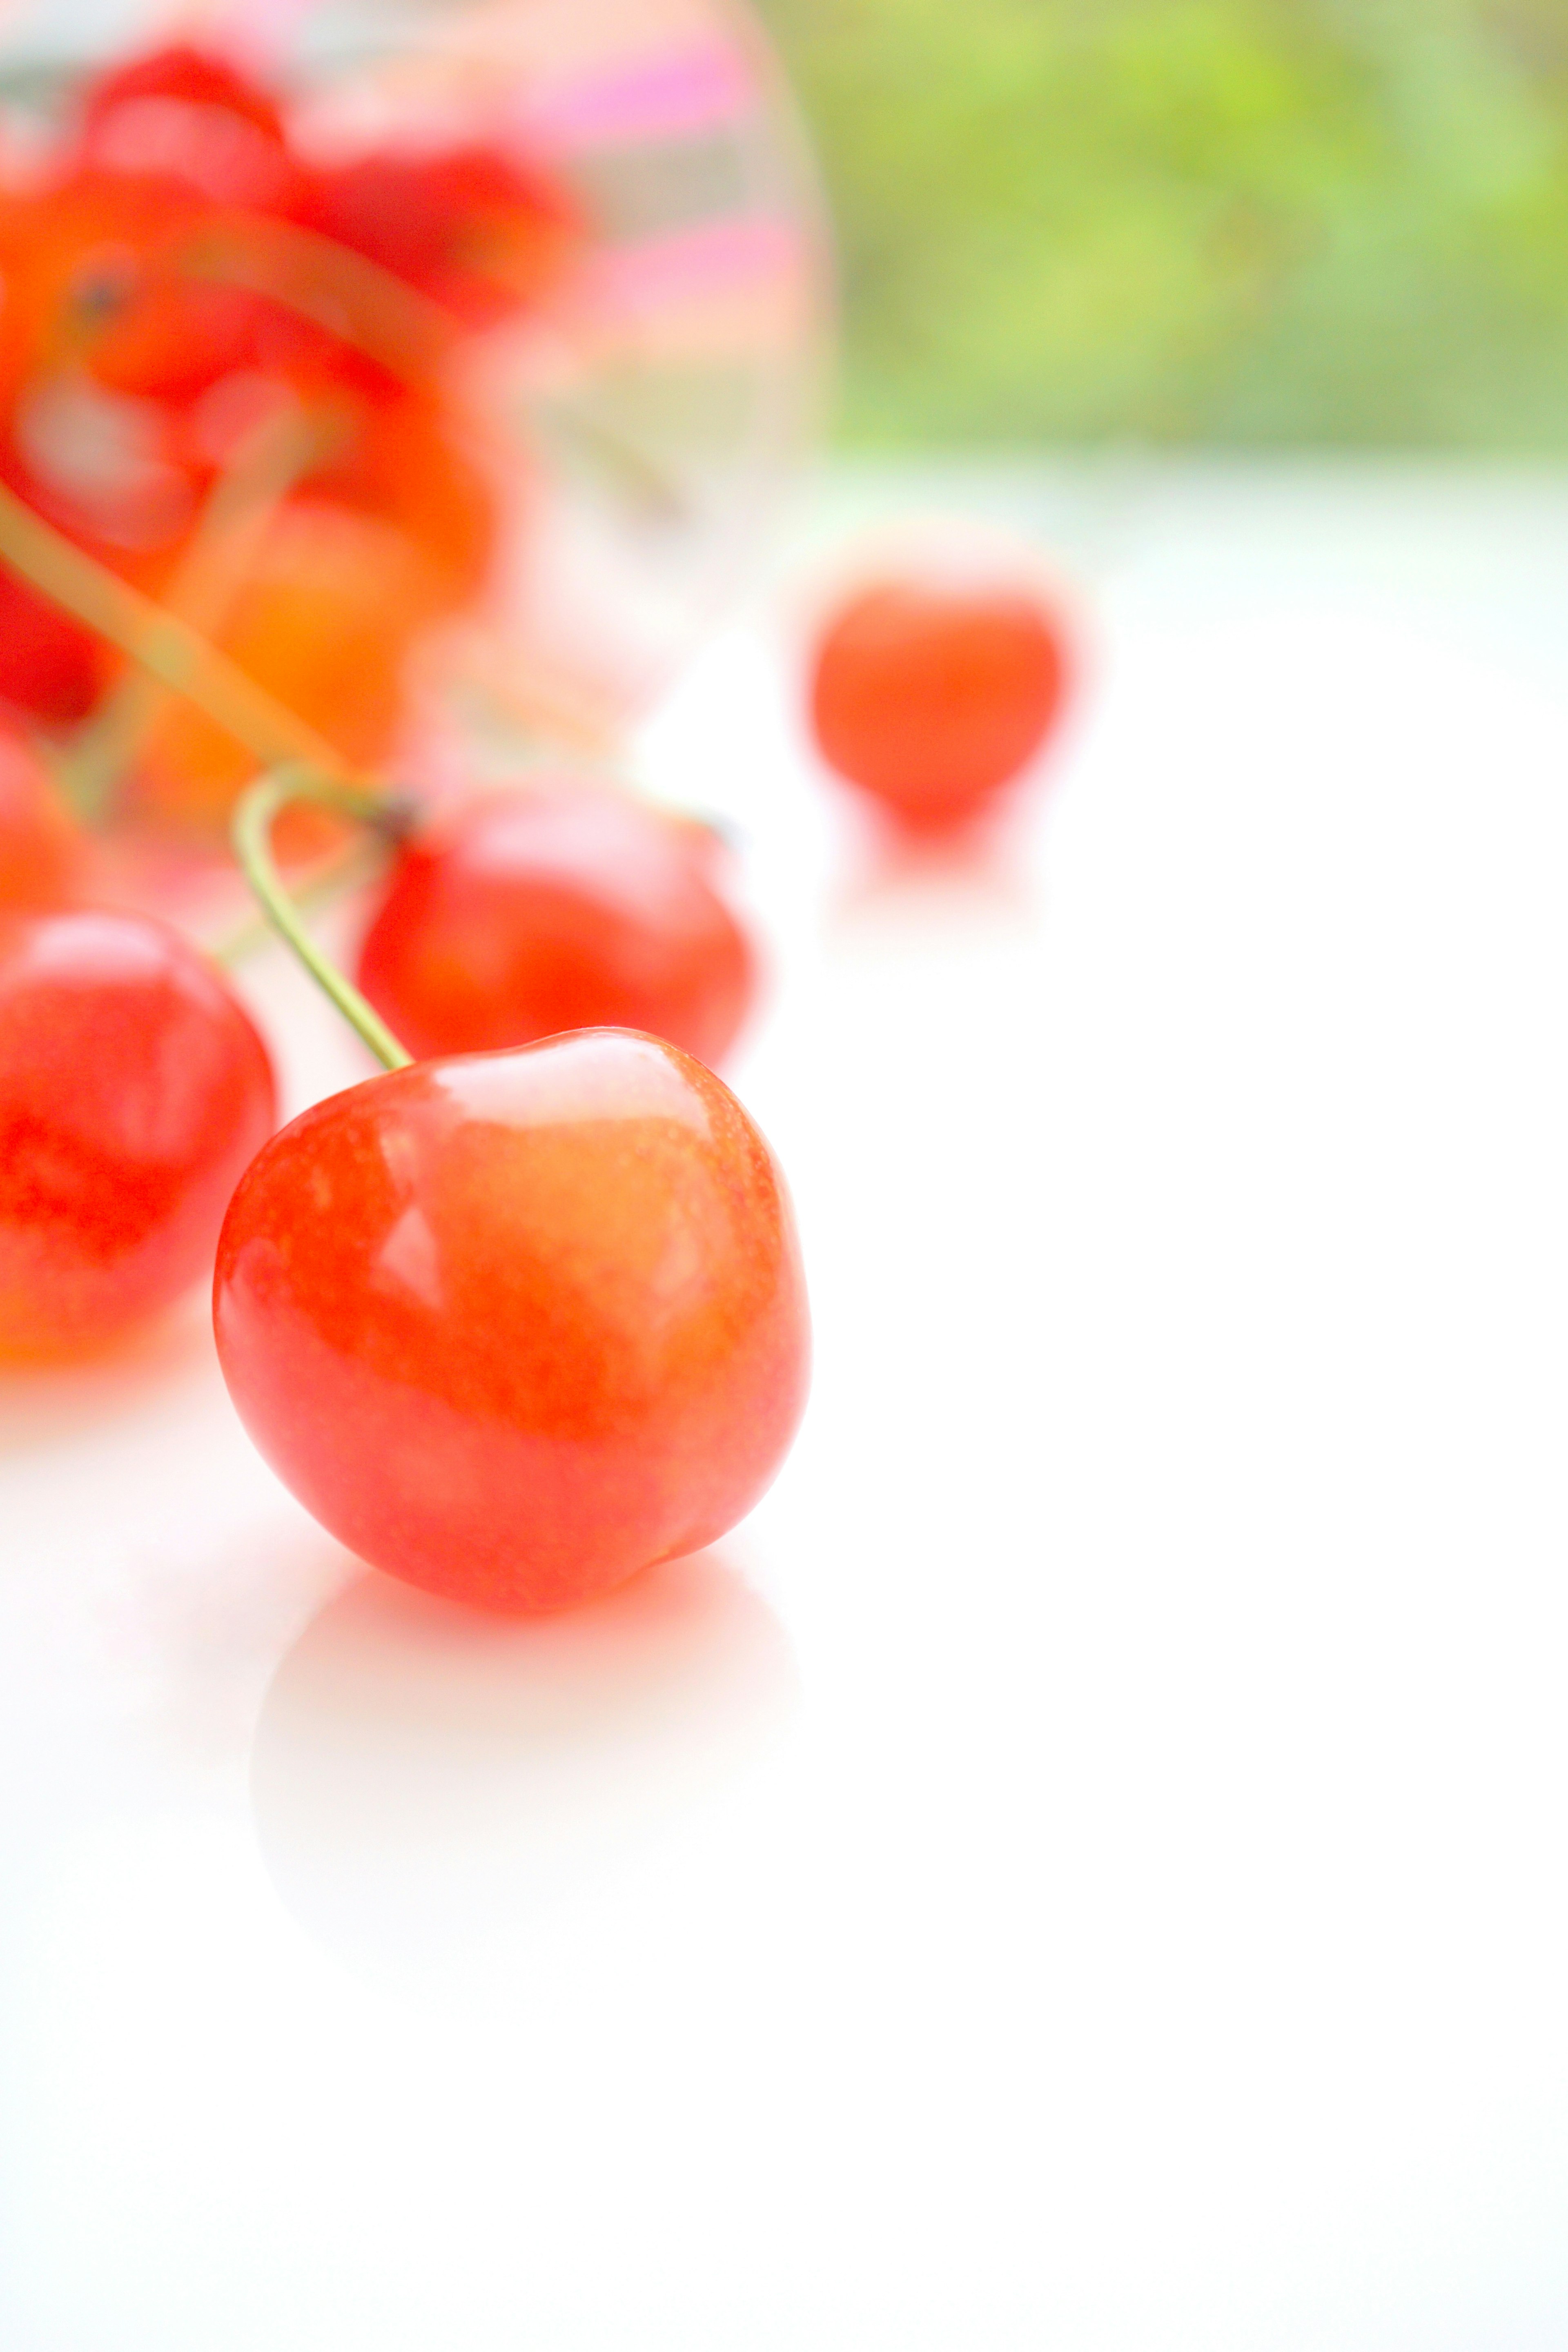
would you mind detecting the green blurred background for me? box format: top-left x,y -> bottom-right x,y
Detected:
755,0 -> 1568,447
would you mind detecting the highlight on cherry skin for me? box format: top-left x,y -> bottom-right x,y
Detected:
213,1028 -> 810,1616
354,782 -> 757,1069
810,575 -> 1071,830
0,907 -> 276,1356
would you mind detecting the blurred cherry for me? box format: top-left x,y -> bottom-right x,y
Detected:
128,500 -> 444,835
355,783 -> 757,1067
304,391 -> 499,609
0,908 -> 276,1354
0,172 -> 268,416
298,146 -> 580,330
0,559 -> 109,724
76,45 -> 297,206
811,577 -> 1070,829
0,726 -> 82,906
215,1030 -> 808,1613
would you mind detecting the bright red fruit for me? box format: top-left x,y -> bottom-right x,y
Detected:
811,578 -> 1070,828
0,561 -> 109,724
0,728 -> 82,906
214,1031 -> 808,1613
0,909 -> 276,1354
354,785 -> 757,1068
298,145 -> 580,328
78,44 -> 291,166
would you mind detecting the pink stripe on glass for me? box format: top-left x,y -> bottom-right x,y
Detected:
579,216 -> 805,318
519,42 -> 759,151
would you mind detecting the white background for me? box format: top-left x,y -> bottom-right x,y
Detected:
5,462 -> 1568,2349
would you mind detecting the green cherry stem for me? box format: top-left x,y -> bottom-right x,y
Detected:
0,479 -> 357,803
232,765 -> 415,1072
211,831 -> 392,968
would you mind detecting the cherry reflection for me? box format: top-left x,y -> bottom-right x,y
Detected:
250,1546 -> 797,1994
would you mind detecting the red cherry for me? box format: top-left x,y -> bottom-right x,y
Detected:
354,785 -> 757,1068
214,1031 -> 808,1613
127,498 -> 451,837
80,45 -> 290,155
76,44 -> 302,212
810,578 -> 1070,828
297,145 -> 579,328
0,909 -> 276,1354
0,726 -> 82,907
0,548 -> 110,724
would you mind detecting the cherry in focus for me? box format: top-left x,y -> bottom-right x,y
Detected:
0,726 -> 82,906
355,784 -> 757,1068
810,577 -> 1071,829
214,1030 -> 808,1613
0,908 -> 276,1354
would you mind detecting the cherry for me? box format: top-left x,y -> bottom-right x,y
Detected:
298,146 -> 580,330
78,45 -> 292,175
354,784 -> 757,1068
214,1029 -> 808,1613
0,907 -> 276,1354
810,577 -> 1070,828
0,559 -> 108,724
0,172 -> 269,417
301,391 -> 498,610
0,726 -> 82,906
128,500 -> 445,835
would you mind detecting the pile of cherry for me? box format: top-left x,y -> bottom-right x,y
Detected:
0,41 -> 1071,1615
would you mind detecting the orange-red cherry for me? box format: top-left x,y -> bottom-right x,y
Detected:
127,500 -> 443,837
354,784 -> 757,1068
0,557 -> 110,724
0,909 -> 276,1354
297,145 -> 580,329
214,1031 -> 808,1613
77,44 -> 294,187
0,727 -> 82,907
811,578 -> 1070,828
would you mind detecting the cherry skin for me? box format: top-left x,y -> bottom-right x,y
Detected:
297,145 -> 580,330
77,45 -> 294,184
0,908 -> 276,1355
0,726 -> 83,906
214,1030 -> 809,1613
0,559 -> 109,725
355,784 -> 757,1068
810,577 -> 1070,828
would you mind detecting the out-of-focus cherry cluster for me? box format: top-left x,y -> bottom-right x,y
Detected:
0,30 -> 1081,1619
0,42 -> 578,830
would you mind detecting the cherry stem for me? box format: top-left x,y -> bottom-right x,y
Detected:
0,479 -> 358,805
211,831 -> 391,968
232,766 -> 415,1072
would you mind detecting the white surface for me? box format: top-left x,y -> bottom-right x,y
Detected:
7,461 -> 1568,2349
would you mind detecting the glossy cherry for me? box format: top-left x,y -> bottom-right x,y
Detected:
214,1030 -> 808,1613
0,726 -> 83,906
355,784 -> 757,1068
811,577 -> 1070,828
0,908 -> 276,1354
